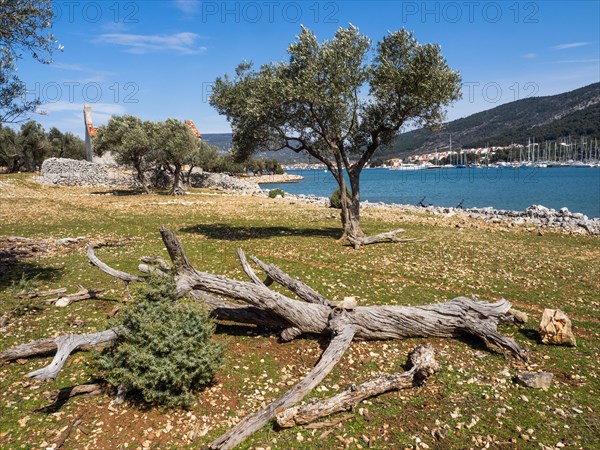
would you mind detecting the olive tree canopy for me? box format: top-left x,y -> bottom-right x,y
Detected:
94,115 -> 154,193
151,118 -> 201,195
210,25 -> 461,247
0,0 -> 56,124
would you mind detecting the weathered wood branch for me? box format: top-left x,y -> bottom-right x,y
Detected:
87,245 -> 146,282
25,329 -> 119,381
276,345 -> 439,427
237,248 -> 268,285
209,322 -> 356,450
154,228 -> 526,358
0,337 -> 58,360
140,256 -> 171,271
19,288 -> 67,299
54,287 -> 104,307
190,290 -> 289,329
250,255 -> 334,306
348,228 -> 421,249
54,413 -> 83,449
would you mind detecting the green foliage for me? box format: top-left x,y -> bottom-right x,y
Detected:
0,125 -> 20,171
97,276 -> 223,408
268,188 -> 285,198
0,1 -> 56,124
48,127 -> 85,160
210,25 -> 461,163
18,121 -> 50,171
329,188 -> 351,209
210,25 -> 460,231
152,119 -> 201,194
94,115 -> 154,191
0,122 -> 85,172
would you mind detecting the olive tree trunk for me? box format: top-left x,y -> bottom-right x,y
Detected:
336,167 -> 411,249
169,165 -> 186,195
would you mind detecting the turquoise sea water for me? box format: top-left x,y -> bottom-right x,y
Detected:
263,167 -> 600,218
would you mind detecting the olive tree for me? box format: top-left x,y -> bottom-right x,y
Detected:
0,0 -> 56,124
18,120 -> 50,171
0,125 -> 21,171
210,25 -> 461,247
94,115 -> 154,193
184,138 -> 220,184
48,127 -> 85,160
152,119 -> 200,195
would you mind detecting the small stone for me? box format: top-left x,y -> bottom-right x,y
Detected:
508,308 -> 528,323
339,296 -> 357,309
539,309 -> 576,346
514,372 -> 554,389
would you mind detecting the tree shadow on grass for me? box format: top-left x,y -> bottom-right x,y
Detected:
90,189 -> 146,196
180,223 -> 341,241
0,261 -> 64,292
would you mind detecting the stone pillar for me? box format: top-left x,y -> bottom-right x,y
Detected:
84,104 -> 94,162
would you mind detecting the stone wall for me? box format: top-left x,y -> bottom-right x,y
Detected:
40,158 -> 136,187
39,158 -> 262,195
190,172 -> 262,195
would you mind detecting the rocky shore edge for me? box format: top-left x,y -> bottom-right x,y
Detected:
265,190 -> 600,235
241,173 -> 304,184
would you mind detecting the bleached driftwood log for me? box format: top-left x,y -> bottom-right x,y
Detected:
1,227 -> 527,449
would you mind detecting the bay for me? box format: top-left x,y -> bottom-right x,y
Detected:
263,167 -> 600,218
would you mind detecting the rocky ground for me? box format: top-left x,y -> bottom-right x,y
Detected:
190,172 -> 262,195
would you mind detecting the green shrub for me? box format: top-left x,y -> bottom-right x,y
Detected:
268,188 -> 285,198
329,187 -> 351,209
97,276 -> 223,408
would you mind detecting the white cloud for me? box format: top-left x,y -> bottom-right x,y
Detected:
94,32 -> 206,55
173,0 -> 199,14
522,53 -> 536,59
553,42 -> 590,50
100,21 -> 131,33
50,63 -> 115,83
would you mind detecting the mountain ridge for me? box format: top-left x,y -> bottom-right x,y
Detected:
203,82 -> 600,163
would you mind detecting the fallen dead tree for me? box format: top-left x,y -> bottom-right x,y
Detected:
0,227 -> 527,449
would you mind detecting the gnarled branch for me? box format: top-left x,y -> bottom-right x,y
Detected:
277,345 -> 439,427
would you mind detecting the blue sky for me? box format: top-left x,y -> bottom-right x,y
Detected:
15,0 -> 600,137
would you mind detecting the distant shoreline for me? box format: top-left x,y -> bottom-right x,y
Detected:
240,173 -> 304,184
